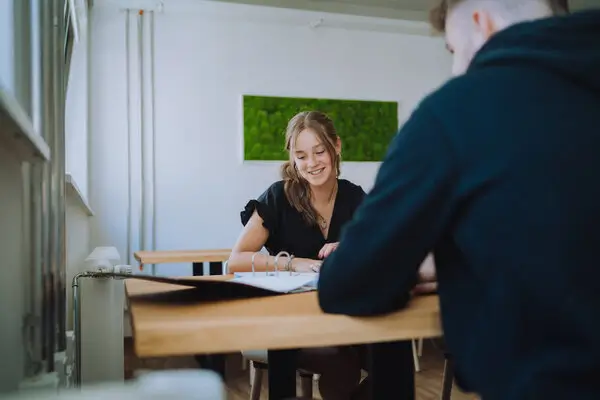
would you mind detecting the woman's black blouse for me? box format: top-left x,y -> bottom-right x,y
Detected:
240,179 -> 366,260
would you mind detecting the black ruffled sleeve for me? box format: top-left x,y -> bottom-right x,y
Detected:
240,181 -> 284,238
352,186 -> 367,215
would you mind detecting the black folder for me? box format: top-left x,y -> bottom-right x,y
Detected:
122,273 -> 314,304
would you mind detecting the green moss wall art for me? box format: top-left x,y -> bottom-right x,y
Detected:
243,95 -> 399,162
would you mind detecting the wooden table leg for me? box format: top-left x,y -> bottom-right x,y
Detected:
368,340 -> 415,399
193,261 -> 227,377
193,261 -> 224,276
267,349 -> 297,400
193,262 -> 203,276
209,261 -> 223,275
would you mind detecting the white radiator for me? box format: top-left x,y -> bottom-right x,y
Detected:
74,247 -> 132,385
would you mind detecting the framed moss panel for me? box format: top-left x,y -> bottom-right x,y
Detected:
243,95 -> 399,162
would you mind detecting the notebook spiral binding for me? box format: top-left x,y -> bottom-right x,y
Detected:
250,251 -> 298,277
251,252 -> 259,277
274,251 -> 294,276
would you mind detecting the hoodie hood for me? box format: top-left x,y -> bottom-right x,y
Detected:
469,9 -> 600,93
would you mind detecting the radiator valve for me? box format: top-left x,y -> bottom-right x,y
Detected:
112,264 -> 133,277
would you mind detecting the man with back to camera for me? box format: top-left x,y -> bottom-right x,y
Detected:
316,0 -> 600,399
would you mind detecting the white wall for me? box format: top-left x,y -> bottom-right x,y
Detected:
64,5 -> 92,348
65,20 -> 125,383
89,0 -> 451,276
65,9 -> 92,310
65,26 -> 90,200
65,194 -> 91,330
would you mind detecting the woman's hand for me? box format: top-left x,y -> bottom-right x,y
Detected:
418,256 -> 436,283
413,255 -> 438,295
412,281 -> 438,295
290,258 -> 323,273
318,242 -> 339,259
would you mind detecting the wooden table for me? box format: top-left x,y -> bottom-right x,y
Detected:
134,249 -> 231,275
126,276 -> 443,399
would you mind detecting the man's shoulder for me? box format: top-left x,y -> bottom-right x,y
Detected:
421,72 -> 488,114
422,67 -> 538,119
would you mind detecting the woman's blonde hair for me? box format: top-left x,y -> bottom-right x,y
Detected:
280,111 -> 341,226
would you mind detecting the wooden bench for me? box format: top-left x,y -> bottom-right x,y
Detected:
134,249 -> 231,275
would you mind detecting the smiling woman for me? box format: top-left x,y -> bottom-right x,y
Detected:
227,111 -> 382,399
228,111 -> 366,274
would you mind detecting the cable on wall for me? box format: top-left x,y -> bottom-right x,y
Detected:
149,10 -> 157,276
125,9 -> 133,266
137,9 -> 145,271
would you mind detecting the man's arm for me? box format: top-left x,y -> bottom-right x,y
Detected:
318,104 -> 459,316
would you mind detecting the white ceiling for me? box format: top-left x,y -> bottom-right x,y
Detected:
212,0 -> 600,21
211,0 -> 433,20
316,0 -> 600,10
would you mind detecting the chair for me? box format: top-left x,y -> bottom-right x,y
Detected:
413,338 -> 423,372
429,337 -> 454,400
440,352 -> 454,400
243,339 -> 424,400
243,349 -> 315,400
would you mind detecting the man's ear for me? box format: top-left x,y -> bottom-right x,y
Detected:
472,9 -> 497,40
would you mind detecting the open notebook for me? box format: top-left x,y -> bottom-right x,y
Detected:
230,272 -> 319,293
121,272 -> 319,303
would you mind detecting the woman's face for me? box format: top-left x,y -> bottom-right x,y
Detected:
292,128 -> 339,188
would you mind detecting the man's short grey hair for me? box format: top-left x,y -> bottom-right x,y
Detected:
429,0 -> 570,33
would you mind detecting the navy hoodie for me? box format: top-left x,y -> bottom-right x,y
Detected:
318,9 -> 600,400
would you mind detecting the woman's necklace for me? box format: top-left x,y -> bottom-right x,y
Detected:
318,215 -> 328,230
317,181 -> 338,231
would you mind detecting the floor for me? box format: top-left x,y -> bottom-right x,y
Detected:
124,338 -> 477,399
